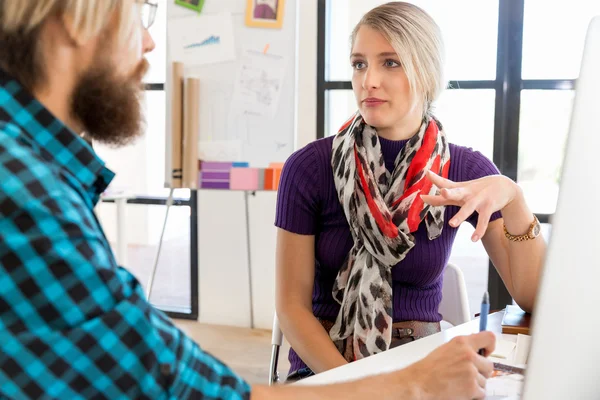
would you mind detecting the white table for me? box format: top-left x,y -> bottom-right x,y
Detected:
297,312 -> 519,386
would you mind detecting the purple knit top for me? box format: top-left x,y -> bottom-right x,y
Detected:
275,135 -> 502,374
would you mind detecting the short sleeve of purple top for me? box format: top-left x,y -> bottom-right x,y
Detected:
274,135 -> 503,374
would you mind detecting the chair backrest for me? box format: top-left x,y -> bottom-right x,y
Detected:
439,262 -> 471,326
271,310 -> 283,347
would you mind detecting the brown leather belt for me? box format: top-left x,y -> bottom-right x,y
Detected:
390,320 -> 441,348
317,318 -> 441,361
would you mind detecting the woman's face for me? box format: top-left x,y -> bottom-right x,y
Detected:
351,26 -> 422,135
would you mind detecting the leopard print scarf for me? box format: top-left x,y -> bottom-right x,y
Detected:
329,112 -> 450,360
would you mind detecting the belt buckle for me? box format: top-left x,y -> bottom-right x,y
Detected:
394,327 -> 414,339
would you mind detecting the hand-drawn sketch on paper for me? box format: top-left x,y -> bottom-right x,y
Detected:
230,50 -> 286,119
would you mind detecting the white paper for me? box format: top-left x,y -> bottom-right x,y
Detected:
513,334 -> 532,365
198,140 -> 243,162
491,339 -> 517,360
168,13 -> 236,67
486,373 -> 524,399
230,50 -> 287,119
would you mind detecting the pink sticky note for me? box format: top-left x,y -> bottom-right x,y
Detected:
230,168 -> 259,190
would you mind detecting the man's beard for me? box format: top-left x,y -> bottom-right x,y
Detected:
70,58 -> 149,147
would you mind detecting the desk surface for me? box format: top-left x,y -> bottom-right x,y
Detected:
297,312 -> 513,386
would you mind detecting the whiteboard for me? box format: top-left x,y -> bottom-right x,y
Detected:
164,0 -> 297,187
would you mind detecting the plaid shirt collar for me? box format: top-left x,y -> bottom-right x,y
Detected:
0,69 -> 114,205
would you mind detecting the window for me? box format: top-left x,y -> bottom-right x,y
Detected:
432,90 -> 496,160
518,90 -> 575,214
126,204 -> 192,314
519,0 -> 597,215
522,0 -> 600,79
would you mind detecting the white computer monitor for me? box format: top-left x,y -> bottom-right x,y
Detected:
522,15 -> 600,400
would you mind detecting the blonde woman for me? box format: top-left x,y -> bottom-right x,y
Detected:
276,1 -> 545,381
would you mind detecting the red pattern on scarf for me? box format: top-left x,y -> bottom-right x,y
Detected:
384,120 -> 450,232
354,149 -> 399,239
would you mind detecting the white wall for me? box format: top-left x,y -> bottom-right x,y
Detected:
196,191 -> 279,329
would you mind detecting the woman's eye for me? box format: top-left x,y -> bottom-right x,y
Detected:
385,59 -> 400,68
352,61 -> 366,70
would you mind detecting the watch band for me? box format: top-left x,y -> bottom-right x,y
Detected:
504,216 -> 540,242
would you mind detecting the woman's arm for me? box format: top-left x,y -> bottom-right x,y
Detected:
275,228 -> 348,373
480,187 -> 545,312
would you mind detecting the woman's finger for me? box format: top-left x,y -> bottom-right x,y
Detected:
449,200 -> 477,228
420,194 -> 461,207
440,187 -> 467,203
473,207 -> 492,242
426,170 -> 459,189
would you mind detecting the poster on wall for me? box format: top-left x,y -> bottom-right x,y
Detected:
230,50 -> 287,119
168,12 -> 236,67
245,0 -> 285,29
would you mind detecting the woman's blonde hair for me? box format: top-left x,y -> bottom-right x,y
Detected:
0,0 -> 139,90
351,2 -> 445,116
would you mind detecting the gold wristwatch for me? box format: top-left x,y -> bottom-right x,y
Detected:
503,216 -> 541,242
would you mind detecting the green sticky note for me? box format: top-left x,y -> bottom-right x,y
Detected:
175,0 -> 205,13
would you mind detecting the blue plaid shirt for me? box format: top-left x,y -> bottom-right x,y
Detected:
0,70 -> 251,399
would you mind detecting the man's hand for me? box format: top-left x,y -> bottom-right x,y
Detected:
398,331 -> 496,400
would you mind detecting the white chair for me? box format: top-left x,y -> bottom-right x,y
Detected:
269,314 -> 284,385
438,262 -> 472,327
268,262 -> 471,385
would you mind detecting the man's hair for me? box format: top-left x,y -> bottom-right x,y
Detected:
0,0 -> 138,91
352,2 -> 446,117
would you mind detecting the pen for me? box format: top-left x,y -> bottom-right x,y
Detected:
478,291 -> 490,356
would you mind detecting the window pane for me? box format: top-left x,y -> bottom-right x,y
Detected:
136,204 -> 191,313
433,89 -> 495,161
518,90 -> 575,214
96,203 -> 191,313
325,90 -> 357,137
522,1 -> 600,79
144,0 -> 167,83
326,0 -> 498,81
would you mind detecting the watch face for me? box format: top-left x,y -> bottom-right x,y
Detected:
532,223 -> 541,237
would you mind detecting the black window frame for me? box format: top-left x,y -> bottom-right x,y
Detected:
317,0 -> 570,309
